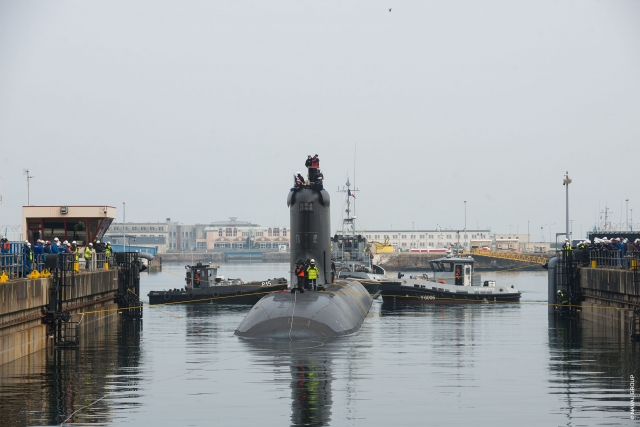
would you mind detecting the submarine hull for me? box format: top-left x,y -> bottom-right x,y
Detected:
235,280 -> 373,339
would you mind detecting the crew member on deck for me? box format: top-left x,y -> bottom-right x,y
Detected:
306,259 -> 319,291
308,154 -> 319,180
293,260 -> 306,293
305,155 -> 313,179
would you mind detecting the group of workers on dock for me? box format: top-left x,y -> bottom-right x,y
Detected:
0,235 -> 113,277
562,236 -> 640,269
293,154 -> 323,191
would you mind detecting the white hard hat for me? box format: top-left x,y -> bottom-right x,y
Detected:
24,240 -> 29,243
107,241 -> 111,245
310,259 -> 315,262
88,243 -> 93,246
297,171 -> 302,175
63,240 -> 68,244
96,240 -> 100,243
54,237 -> 59,241
27,242 -> 31,246
72,241 -> 77,244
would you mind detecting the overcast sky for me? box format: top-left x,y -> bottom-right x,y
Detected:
1,0 -> 639,240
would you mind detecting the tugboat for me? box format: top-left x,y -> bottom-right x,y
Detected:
331,178 -> 387,296
147,262 -> 287,305
379,254 -> 521,304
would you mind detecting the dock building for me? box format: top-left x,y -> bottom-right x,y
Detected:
105,217 -> 290,253
358,229 -> 491,252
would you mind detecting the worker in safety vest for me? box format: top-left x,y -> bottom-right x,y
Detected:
556,290 -> 569,316
293,260 -> 306,293
105,242 -> 112,259
70,241 -> 79,260
83,243 -> 94,270
562,239 -> 573,261
306,259 -> 319,291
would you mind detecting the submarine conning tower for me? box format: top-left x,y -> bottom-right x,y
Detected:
287,187 -> 331,287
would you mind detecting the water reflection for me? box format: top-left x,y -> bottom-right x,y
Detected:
0,319 -> 142,426
243,340 -> 335,427
548,314 -> 640,423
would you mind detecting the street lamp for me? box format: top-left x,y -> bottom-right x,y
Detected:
464,201 -> 467,249
23,169 -> 34,206
563,172 -> 572,241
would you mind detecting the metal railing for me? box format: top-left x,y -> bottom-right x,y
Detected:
588,249 -> 639,269
0,242 -> 115,281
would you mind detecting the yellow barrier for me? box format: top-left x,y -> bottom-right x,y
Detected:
104,262 -> 109,271
471,248 -> 548,265
28,270 -> 40,279
41,269 -> 51,278
591,260 -> 597,268
74,262 -> 80,273
0,271 -> 7,283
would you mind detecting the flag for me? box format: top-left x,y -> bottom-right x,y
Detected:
348,189 -> 356,199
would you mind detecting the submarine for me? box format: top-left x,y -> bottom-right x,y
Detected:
235,168 -> 373,339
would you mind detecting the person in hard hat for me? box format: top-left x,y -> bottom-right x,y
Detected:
23,241 -> 33,276
104,242 -> 112,260
33,240 -> 44,271
293,259 -> 306,293
1,236 -> 10,268
556,290 -> 569,315
70,241 -> 79,267
306,259 -> 319,291
562,238 -> 573,261
50,237 -> 60,254
83,243 -> 94,270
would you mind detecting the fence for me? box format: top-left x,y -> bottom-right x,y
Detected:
0,242 -> 114,281
588,249 -> 640,270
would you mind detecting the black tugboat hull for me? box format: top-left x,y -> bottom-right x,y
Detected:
379,283 -> 521,304
148,282 -> 288,305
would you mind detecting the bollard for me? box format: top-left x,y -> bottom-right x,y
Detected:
105,262 -> 109,271
41,269 -> 51,278
74,262 -> 80,273
633,259 -> 638,269
591,260 -> 597,268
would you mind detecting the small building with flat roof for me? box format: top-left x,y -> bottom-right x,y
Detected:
22,205 -> 116,245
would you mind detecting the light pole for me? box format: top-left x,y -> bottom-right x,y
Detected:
508,225 -> 514,235
563,172 -> 572,242
23,169 -> 34,206
464,201 -> 467,250
122,202 -> 125,252
626,199 -> 629,230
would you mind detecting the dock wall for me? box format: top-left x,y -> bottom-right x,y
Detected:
579,267 -> 638,333
0,270 -> 119,366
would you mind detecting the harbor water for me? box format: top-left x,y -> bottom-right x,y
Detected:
1,263 -> 639,426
